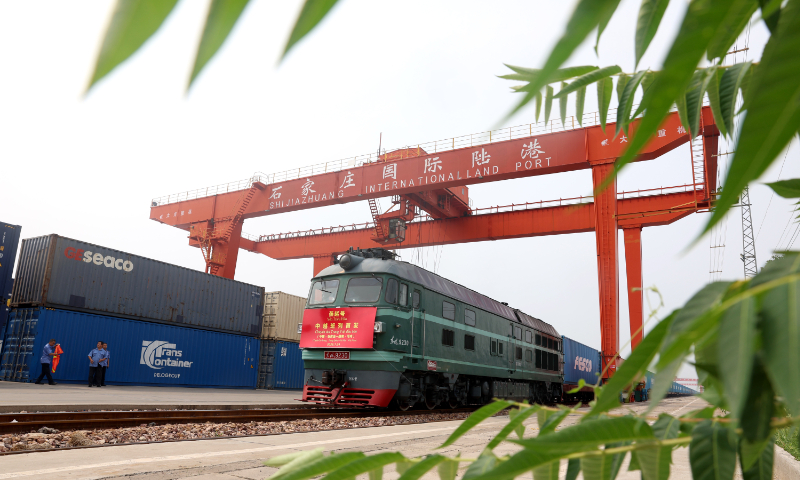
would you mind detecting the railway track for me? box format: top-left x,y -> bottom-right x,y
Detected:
0,405 -> 478,435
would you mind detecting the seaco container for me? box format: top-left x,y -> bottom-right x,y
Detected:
257,339 -> 304,389
0,222 -> 21,332
261,291 -> 306,342
1,307 -> 259,388
11,234 -> 264,336
561,336 -> 602,387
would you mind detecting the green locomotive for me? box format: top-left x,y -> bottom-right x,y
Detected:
299,248 -> 563,409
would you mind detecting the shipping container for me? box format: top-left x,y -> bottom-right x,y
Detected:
261,291 -> 306,341
1,307 -> 259,388
11,234 -> 264,336
561,336 -> 602,386
0,222 -> 21,333
257,339 -> 304,389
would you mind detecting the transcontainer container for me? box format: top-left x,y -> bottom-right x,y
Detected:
261,291 -> 306,341
257,339 -> 304,389
1,307 -> 259,388
561,336 -> 602,387
11,234 -> 264,336
0,222 -> 21,333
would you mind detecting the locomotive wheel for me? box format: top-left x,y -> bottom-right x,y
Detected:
394,398 -> 413,411
425,395 -> 438,410
447,395 -> 460,409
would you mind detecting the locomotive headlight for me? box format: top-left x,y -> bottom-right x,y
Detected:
374,321 -> 385,333
338,253 -> 363,270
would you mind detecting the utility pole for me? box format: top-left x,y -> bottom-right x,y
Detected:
740,185 -> 758,278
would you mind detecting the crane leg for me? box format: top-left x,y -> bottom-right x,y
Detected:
623,227 -> 643,349
591,160 -> 619,379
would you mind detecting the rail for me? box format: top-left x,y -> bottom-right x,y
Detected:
152,102 -> 694,207
244,184 -> 706,242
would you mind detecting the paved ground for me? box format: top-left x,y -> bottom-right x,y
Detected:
0,396 -> 722,479
0,382 -> 303,412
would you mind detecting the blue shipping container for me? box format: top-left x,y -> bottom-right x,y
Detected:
0,222 -> 21,333
258,340 -> 304,389
1,308 -> 259,388
561,336 -> 602,386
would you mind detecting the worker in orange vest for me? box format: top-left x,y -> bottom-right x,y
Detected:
52,344 -> 64,372
34,339 -> 59,385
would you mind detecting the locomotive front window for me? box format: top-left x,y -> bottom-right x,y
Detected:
308,280 -> 340,305
412,290 -> 421,308
399,284 -> 408,306
385,278 -> 399,304
443,301 -> 455,320
344,277 -> 383,303
464,309 -> 476,326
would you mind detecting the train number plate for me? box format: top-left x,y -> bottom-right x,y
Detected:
324,351 -> 350,360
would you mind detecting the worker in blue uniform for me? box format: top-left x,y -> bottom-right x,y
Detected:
34,339 -> 59,385
99,342 -> 109,386
88,341 -> 105,387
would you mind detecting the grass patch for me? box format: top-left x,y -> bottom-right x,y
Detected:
776,428 -> 800,462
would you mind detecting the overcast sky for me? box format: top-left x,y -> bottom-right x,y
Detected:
2,1 -> 796,379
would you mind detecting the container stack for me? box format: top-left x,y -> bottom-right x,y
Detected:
257,291 -> 306,390
0,222 -> 21,337
0,234 -> 263,389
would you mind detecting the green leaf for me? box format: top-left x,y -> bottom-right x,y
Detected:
627,451 -> 641,471
740,435 -> 774,476
738,62 -> 757,114
553,66 -> 620,98
760,260 -> 800,416
437,458 -> 459,480
598,76 -> 614,133
590,315 -> 672,416
276,452 -> 366,480
595,2 -> 619,54
544,85 -> 554,125
608,442 -> 629,479
487,405 -> 539,449
502,65 -> 598,82
508,406 -> 527,440
396,460 -> 414,476
703,0 -> 800,236
760,0 -> 782,33
616,73 -> 629,107
767,178 -> 800,198
676,92 -> 689,136
368,466 -> 383,480
463,450 -> 499,480
559,82 -> 569,126
87,0 -> 180,90
506,0 -> 621,117
397,455 -> 446,480
707,1 -> 760,60
718,294 -> 757,420
567,378 -> 587,395
706,67 -> 728,138
718,62 -> 752,138
269,449 -> 325,479
616,70 -> 647,137
637,414 -> 680,480
741,357 -> 775,443
576,86 -> 587,126
608,0 -> 743,189
282,0 -> 340,60
324,452 -> 406,480
538,409 -> 569,436
631,70 -> 658,118
689,421 -> 738,480
535,91 -> 543,123
438,400 -> 512,448
646,357 -> 684,413
580,454 -> 613,480
532,460 -> 560,480
566,458 -> 581,480
515,417 -> 654,452
635,0 -> 670,68
189,0 -> 251,89
652,414 -> 681,441
685,68 -> 715,138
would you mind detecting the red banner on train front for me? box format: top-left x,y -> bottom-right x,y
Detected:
299,307 -> 377,349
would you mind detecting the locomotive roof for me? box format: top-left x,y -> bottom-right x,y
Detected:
316,258 -> 561,338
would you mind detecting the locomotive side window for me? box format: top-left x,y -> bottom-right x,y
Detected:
498,342 -> 504,355
525,330 -> 532,343
443,301 -> 455,320
464,334 -> 475,351
412,290 -> 421,308
385,278 -> 399,304
464,309 -> 476,326
442,329 -> 455,347
535,334 -> 541,346
525,349 -> 532,363
515,346 -> 522,360
308,280 -> 340,305
535,349 -> 542,368
491,339 -> 497,355
344,277 -> 383,303
514,326 -> 522,340
547,338 -> 553,350
554,340 -> 559,351
399,284 -> 408,306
